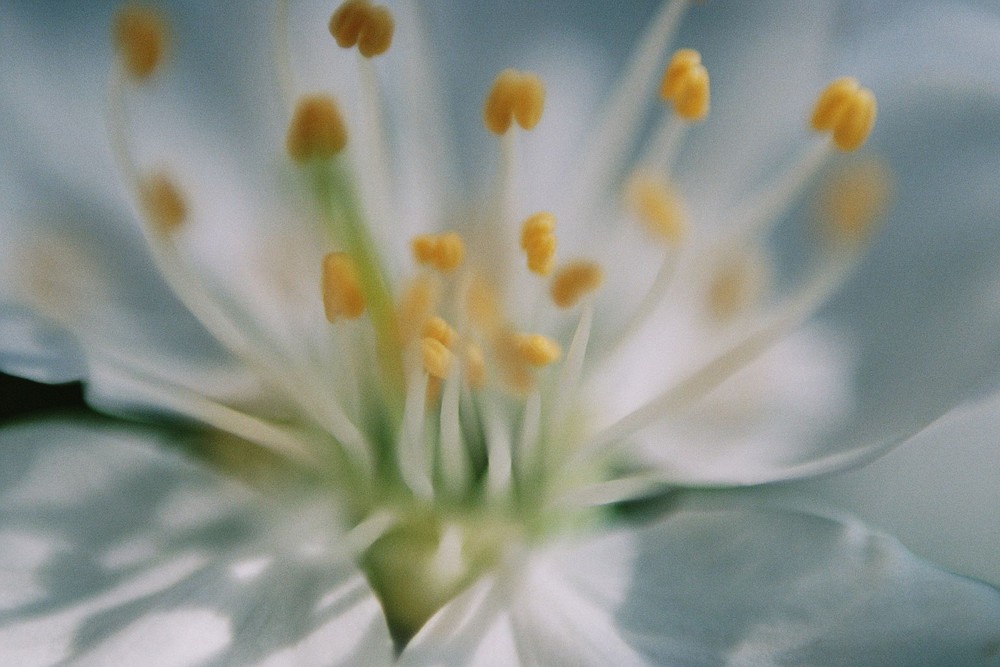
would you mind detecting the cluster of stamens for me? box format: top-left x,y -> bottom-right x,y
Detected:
104,0 -> 891,643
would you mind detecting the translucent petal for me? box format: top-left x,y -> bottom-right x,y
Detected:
0,418 -> 394,666
772,391 -> 1000,587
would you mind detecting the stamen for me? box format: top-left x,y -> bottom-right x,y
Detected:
113,5 -> 168,81
549,301 -> 594,434
659,48 -> 709,122
520,212 -> 557,276
286,94 -> 348,163
483,69 -> 545,135
573,0 -> 690,215
422,336 -> 453,379
329,0 -> 395,58
399,365 -> 434,498
707,253 -> 768,321
577,252 -> 865,468
625,171 -> 687,246
423,316 -> 457,348
810,77 -> 877,152
397,275 -> 440,342
514,333 -> 561,368
411,232 -> 465,272
550,261 -> 604,309
818,159 -> 892,245
438,360 -> 469,496
322,252 -> 366,321
140,171 -> 187,234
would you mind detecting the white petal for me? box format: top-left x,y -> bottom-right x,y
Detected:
0,418 -> 394,666
617,502 -> 1000,665
771,391 -> 1000,587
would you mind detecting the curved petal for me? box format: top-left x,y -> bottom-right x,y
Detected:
405,500 -> 1000,665
0,417 -> 393,666
772,391 -> 1000,587
615,503 -> 1000,664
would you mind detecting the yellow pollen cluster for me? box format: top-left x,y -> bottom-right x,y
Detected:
286,95 -> 349,163
811,77 -> 878,152
483,69 -> 546,135
818,159 -> 892,244
626,172 -> 687,245
520,212 -> 557,276
322,252 -> 366,322
550,261 -> 604,309
421,336 -> 453,379
422,316 -> 457,348
514,333 -> 562,368
396,276 -> 439,342
660,48 -> 710,121
113,5 -> 168,80
411,233 -> 465,272
329,0 -> 395,58
707,257 -> 763,321
140,172 -> 187,233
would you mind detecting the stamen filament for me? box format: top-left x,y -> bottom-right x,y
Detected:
516,388 -> 543,488
355,55 -> 394,244
573,0 -> 691,217
730,138 -> 830,244
438,363 -> 469,497
273,0 -> 296,107
399,363 -> 435,498
589,248 -> 678,369
638,113 -> 687,176
93,351 -> 321,469
482,400 -> 514,499
576,249 -> 864,468
549,301 -> 594,434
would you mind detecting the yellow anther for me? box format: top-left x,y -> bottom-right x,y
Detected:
396,275 -> 439,342
520,212 -> 557,276
329,0 -> 395,58
435,233 -> 465,271
463,342 -> 486,389
660,48 -> 710,121
483,69 -> 546,135
140,172 -> 186,234
515,333 -> 562,368
422,316 -> 457,348
707,256 -> 767,321
625,172 -> 687,246
421,336 -> 453,380
410,232 -> 465,272
818,159 -> 892,245
113,5 -> 168,81
550,261 -> 604,309
286,94 -> 348,163
321,252 -> 366,322
810,77 -> 877,152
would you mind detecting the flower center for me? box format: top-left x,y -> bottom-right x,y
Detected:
100,0 -> 890,648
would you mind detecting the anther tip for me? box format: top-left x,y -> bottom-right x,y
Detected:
811,77 -> 877,152
484,69 -> 545,135
330,0 -> 395,58
114,5 -> 169,81
287,94 -> 348,163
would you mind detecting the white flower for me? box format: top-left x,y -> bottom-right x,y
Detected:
2,0 -> 1000,664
